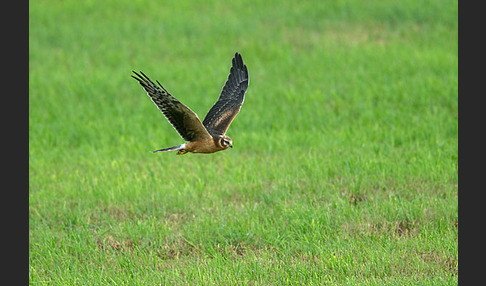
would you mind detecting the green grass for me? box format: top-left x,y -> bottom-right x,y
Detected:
29,0 -> 458,284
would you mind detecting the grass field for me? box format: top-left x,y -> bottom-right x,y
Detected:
29,0 -> 458,284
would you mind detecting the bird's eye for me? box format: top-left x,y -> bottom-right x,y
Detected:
223,140 -> 229,146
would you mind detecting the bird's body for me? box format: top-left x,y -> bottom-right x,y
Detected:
132,52 -> 249,155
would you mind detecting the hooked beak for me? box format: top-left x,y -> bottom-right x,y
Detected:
229,145 -> 233,148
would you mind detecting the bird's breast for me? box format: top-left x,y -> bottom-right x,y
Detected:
185,139 -> 224,154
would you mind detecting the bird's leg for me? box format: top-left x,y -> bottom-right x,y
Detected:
177,150 -> 189,155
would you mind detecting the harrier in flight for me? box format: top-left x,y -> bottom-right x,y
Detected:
132,52 -> 249,155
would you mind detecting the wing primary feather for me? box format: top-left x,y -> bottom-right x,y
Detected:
156,80 -> 168,92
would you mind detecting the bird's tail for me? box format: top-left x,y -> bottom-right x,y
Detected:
152,144 -> 188,155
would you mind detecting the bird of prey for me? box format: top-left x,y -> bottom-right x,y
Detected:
132,52 -> 249,155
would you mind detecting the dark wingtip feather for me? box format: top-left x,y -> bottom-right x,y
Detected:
131,71 -> 141,80
156,80 -> 168,92
231,52 -> 246,75
232,52 -> 248,82
132,71 -> 149,84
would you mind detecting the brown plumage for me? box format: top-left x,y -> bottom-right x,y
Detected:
132,52 -> 249,155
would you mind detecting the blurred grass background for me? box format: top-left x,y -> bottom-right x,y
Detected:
29,0 -> 457,284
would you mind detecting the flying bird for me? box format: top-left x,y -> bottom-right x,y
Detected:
132,52 -> 249,155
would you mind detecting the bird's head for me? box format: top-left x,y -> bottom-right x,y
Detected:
219,135 -> 233,149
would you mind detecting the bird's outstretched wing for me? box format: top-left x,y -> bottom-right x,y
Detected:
132,71 -> 212,142
202,52 -> 249,136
